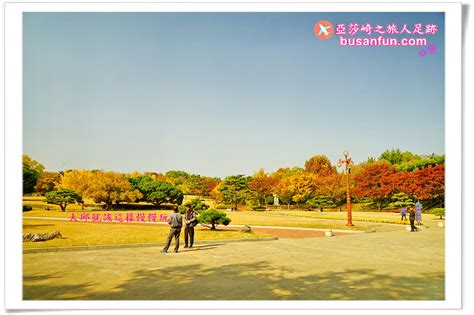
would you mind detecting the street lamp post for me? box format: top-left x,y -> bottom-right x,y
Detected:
337,151 -> 354,227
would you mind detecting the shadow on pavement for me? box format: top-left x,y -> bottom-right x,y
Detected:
23,261 -> 444,300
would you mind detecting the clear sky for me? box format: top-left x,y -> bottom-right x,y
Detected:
23,12 -> 445,178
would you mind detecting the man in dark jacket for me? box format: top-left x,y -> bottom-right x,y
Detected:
161,206 -> 183,253
184,205 -> 197,248
409,207 -> 418,232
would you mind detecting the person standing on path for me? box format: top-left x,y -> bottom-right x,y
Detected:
161,206 -> 183,253
400,207 -> 407,221
409,207 -> 418,232
415,201 -> 423,225
184,205 -> 198,248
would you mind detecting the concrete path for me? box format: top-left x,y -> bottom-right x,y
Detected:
23,226 -> 444,300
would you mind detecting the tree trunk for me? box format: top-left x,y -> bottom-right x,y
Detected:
287,203 -> 290,210
235,202 -> 238,211
320,207 -> 323,212
211,222 -> 216,230
60,203 -> 66,211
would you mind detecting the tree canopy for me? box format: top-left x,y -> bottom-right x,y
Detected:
45,189 -> 83,211
129,176 -> 183,207
218,175 -> 251,211
23,148 -> 445,211
198,209 -> 231,230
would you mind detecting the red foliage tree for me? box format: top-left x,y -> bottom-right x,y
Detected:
412,165 -> 445,207
353,162 -> 397,209
315,173 -> 346,210
249,172 -> 279,206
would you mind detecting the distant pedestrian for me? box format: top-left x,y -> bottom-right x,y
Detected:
161,206 -> 183,253
415,201 -> 423,225
409,208 -> 418,232
400,207 -> 407,221
184,205 -> 198,248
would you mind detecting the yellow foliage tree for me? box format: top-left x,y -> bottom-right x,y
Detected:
59,170 -> 142,209
287,172 -> 318,204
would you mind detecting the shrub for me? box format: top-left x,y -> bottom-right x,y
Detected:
184,198 -> 210,213
198,209 -> 231,230
431,208 -> 445,219
178,205 -> 187,214
23,205 -> 32,212
306,196 -> 336,212
251,206 -> 266,211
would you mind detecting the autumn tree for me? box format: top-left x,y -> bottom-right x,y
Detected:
188,175 -> 220,197
304,155 -> 336,177
34,171 -> 61,195
274,177 -> 295,209
353,161 -> 397,210
87,171 -> 142,209
249,169 -> 278,206
209,185 -> 224,207
58,170 -> 95,196
45,189 -> 82,211
411,165 -> 445,208
281,172 -> 318,206
271,167 -> 305,209
316,173 -> 346,211
59,170 -> 142,209
273,167 -> 304,179
218,175 -> 251,211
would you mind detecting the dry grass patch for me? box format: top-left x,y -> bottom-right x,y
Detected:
23,218 -> 270,249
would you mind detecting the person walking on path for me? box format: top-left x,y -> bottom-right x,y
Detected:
415,201 -> 423,225
161,206 -> 183,253
409,208 -> 418,232
400,207 -> 407,221
184,205 -> 198,248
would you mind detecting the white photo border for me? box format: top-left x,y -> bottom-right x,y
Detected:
4,1 -> 462,310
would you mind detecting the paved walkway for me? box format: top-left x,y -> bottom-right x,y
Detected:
23,226 -> 444,300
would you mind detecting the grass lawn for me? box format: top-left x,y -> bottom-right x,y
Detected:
24,196 -> 442,235
265,210 -> 441,225
23,218 -> 270,249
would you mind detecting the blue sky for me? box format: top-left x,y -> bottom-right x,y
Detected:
23,12 -> 445,177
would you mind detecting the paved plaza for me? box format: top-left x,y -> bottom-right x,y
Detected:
23,226 -> 444,300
